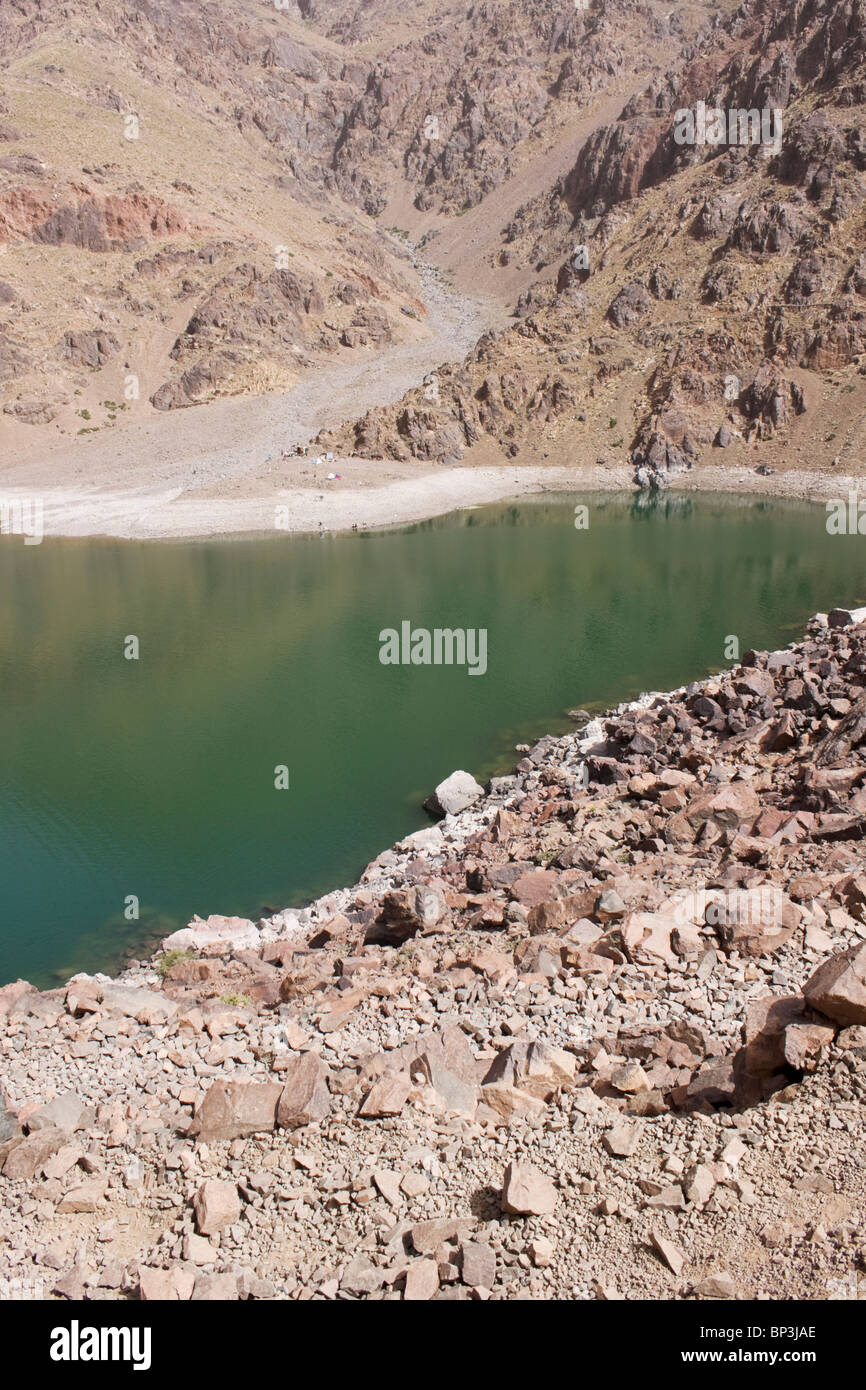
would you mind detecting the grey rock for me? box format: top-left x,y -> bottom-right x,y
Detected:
424,770 -> 484,818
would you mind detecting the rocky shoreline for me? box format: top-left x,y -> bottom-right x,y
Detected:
2,608 -> 866,1302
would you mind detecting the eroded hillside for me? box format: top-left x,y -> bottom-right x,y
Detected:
0,0 -> 719,446
316,0 -> 866,492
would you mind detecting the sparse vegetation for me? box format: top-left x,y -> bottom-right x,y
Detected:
156,948 -> 196,977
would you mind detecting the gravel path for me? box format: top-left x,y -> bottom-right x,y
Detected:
0,258 -> 501,539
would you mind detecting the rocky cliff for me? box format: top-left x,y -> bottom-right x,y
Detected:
316,0 -> 866,491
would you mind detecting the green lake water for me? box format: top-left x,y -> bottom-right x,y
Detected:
1,491 -> 863,988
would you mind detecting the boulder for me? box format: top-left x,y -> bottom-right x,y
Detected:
162,914 -> 259,952
710,887 -> 801,956
192,1272 -> 240,1301
139,1266 -> 194,1302
742,995 -> 808,1077
482,1039 -> 575,1101
56,1180 -> 107,1214
340,1255 -> 385,1296
602,1122 -> 639,1157
683,1163 -> 716,1206
193,1179 -> 241,1236
501,1161 -> 558,1215
403,1258 -> 440,1301
783,1020 -> 836,1069
98,982 -> 178,1024
686,1057 -> 737,1105
0,979 -> 36,1018
374,883 -> 448,942
622,910 -> 679,967
410,1217 -> 475,1255
2,1126 -> 65,1180
804,941 -> 866,1025
424,770 -> 484,818
668,781 -> 760,844
189,1080 -> 282,1142
650,1229 -> 685,1276
359,1071 -> 411,1118
276,1053 -> 331,1129
28,1092 -> 92,1136
460,1241 -> 497,1289
415,1059 -> 477,1119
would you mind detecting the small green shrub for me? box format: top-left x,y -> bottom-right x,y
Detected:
218,992 -> 253,1008
156,948 -> 195,977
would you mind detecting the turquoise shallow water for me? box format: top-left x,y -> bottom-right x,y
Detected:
0,490 -> 863,987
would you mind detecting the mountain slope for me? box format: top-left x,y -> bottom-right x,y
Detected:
316,0 -> 866,492
0,0 -> 718,449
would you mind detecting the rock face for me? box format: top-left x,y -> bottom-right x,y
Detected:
316,0 -> 866,494
0,0 -> 696,426
2,0 -> 863,500
58,331 -> 120,369
151,265 -> 326,411
608,282 -> 651,329
632,430 -> 693,492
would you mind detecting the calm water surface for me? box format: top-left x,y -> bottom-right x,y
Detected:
1,492 -> 863,986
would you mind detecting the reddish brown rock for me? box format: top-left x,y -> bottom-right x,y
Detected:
2,1127 -> 65,1180
482,1039 -> 576,1100
741,995 -> 808,1077
0,979 -> 35,1018
359,1071 -> 411,1118
189,1079 -> 281,1142
710,887 -> 801,956
403,1258 -> 440,1301
56,1180 -> 107,1214
193,1178 -> 241,1236
510,869 -> 560,908
783,1021 -> 836,1069
804,941 -> 866,1026
502,1161 -> 558,1216
668,782 -> 760,844
276,1053 -> 331,1129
